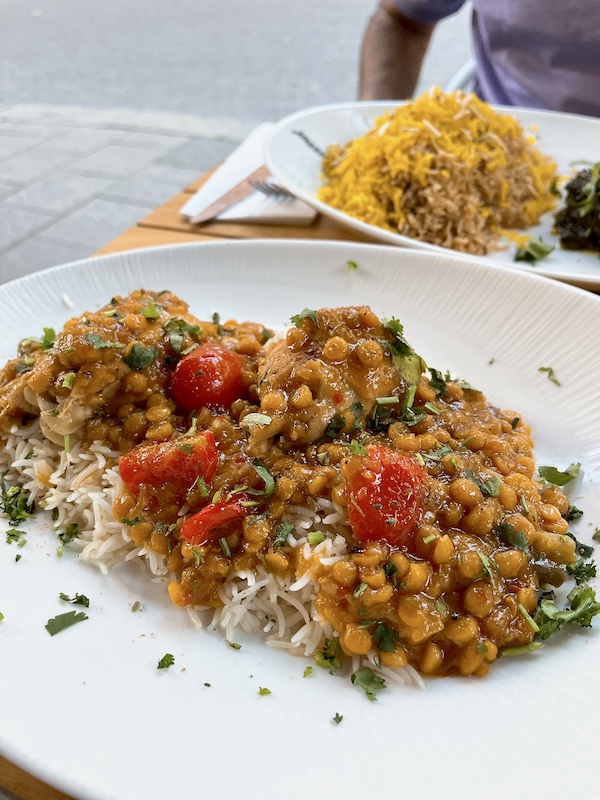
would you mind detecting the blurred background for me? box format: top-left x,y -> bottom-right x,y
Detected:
1,0 -> 471,122
0,0 -> 472,282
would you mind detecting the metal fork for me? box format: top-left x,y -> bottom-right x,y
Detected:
249,177 -> 295,199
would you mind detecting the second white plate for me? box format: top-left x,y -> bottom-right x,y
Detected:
265,101 -> 600,290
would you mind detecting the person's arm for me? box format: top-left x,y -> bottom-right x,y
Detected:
359,0 -> 436,100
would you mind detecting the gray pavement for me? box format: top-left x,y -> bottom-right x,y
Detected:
0,1 -> 471,287
0,106 -> 255,284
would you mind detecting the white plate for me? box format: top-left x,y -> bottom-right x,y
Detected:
265,101 -> 600,291
1,240 -> 599,800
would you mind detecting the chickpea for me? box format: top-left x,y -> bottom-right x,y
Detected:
341,623 -> 372,655
449,477 -> 483,508
290,384 -> 313,409
380,647 -> 408,669
145,421 -> 174,441
420,642 -> 444,674
352,543 -> 389,567
145,405 -> 171,423
323,336 -> 349,362
168,581 -> 187,607
331,559 -> 359,587
494,548 -> 527,579
463,581 -> 494,618
402,561 -> 432,592
444,615 -> 479,646
260,389 -> 287,414
463,501 -> 497,536
275,476 -> 296,501
355,339 -> 383,367
124,372 -> 148,394
264,551 -> 290,574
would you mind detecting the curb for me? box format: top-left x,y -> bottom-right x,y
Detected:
0,104 -> 261,142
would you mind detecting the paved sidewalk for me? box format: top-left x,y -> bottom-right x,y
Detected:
0,105 -> 259,285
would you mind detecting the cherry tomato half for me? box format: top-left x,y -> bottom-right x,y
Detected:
180,498 -> 248,545
345,444 -> 426,548
170,342 -> 246,413
119,431 -> 217,497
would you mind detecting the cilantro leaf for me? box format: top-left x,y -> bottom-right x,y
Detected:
290,308 -> 318,328
332,712 -> 344,724
157,653 -> 175,669
245,459 -> 275,496
1,479 -> 34,524
538,463 -> 580,486
514,236 -> 555,265
123,343 -> 157,371
45,610 -> 88,636
494,521 -> 531,555
258,687 -> 271,696
372,622 -> 399,653
86,332 -> 124,350
382,317 -> 427,387
273,520 -> 294,548
351,667 -> 386,701
538,366 -> 561,386
534,585 -> 600,640
59,592 -> 90,607
315,637 -> 343,674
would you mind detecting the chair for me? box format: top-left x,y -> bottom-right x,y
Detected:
445,58 -> 476,92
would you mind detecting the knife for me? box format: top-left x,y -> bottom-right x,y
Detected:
189,164 -> 271,224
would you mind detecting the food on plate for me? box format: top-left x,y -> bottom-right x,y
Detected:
555,162 -> 600,252
317,88 -> 558,256
1,290 -> 596,684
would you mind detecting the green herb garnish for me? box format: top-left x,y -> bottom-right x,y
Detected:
538,366 -> 561,386
45,610 -> 88,636
59,592 -> 90,607
157,653 -> 175,669
351,667 -> 386,701
290,308 -> 318,328
123,343 -> 157,370
538,462 -> 580,486
315,637 -> 343,674
514,237 -> 555,265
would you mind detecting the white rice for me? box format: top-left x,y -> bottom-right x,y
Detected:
1,420 -> 421,688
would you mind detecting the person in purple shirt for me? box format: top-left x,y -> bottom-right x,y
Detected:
359,0 -> 600,117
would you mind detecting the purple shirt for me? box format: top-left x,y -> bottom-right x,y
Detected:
394,0 -> 600,117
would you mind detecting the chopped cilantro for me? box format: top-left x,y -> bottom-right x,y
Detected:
478,551 -> 497,586
177,442 -> 193,455
538,462 -> 580,486
123,343 -> 157,370
303,666 -> 313,678
228,641 -> 242,650
325,413 -> 346,438
45,610 -> 88,636
290,308 -> 318,328
42,327 -> 56,350
157,653 -> 175,669
59,592 -> 90,607
122,516 -> 142,526
164,318 -> 202,354
245,459 -> 275,497
349,439 -> 368,456
514,237 -> 555,265
538,366 -> 561,386
142,300 -> 161,320
315,637 -> 343,674
5,529 -> 27,547
351,667 -> 386,701
426,444 -> 453,462
258,687 -> 271,696
86,332 -> 124,350
307,531 -> 326,547
382,317 -> 427,388
428,368 -> 448,398
353,582 -> 368,599
57,523 -> 79,557
131,601 -> 144,612
564,504 -> 583,522
273,520 -> 294,548
219,537 -> 231,557
534,585 -> 600,639
372,622 -> 399,653
347,260 -> 358,272
332,712 -> 344,724
1,479 -> 34,524
494,521 -> 531,555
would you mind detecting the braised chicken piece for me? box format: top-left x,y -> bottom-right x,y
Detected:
249,306 -> 424,450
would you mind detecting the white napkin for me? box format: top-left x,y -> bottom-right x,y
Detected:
180,123 -> 317,226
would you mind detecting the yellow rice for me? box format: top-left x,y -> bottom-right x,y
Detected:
318,88 -> 558,255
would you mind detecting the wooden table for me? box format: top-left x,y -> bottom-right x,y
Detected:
1,165 -> 596,800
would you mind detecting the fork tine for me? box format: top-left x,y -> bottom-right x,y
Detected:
249,179 -> 294,199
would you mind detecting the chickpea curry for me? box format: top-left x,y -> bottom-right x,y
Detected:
1,289 -> 597,681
